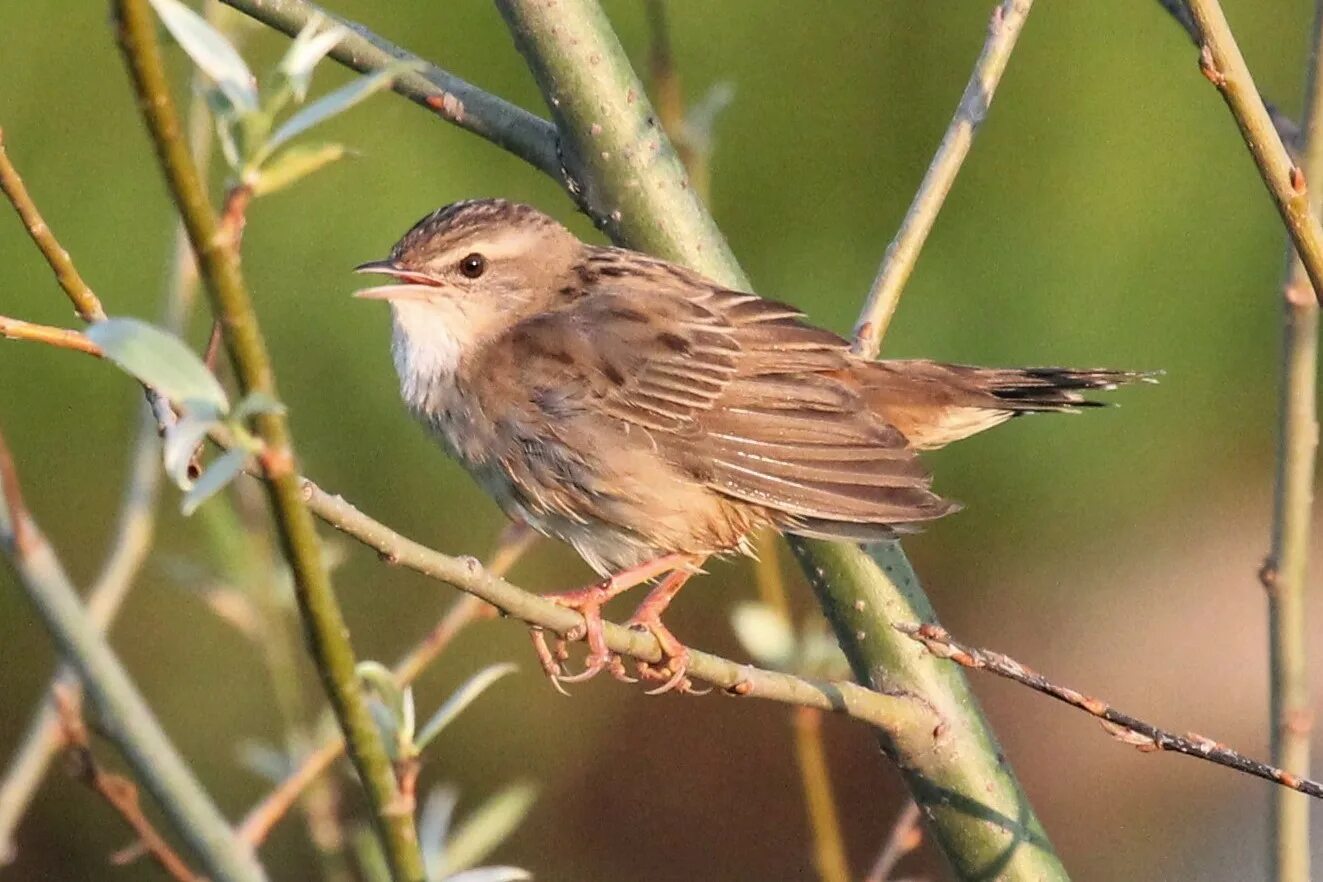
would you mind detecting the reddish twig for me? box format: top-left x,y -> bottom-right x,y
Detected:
52,689 -> 202,882
0,317 -> 102,357
898,623 -> 1323,799
863,800 -> 923,882
0,129 -> 105,322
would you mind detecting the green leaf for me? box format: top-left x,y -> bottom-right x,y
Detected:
414,663 -> 517,752
357,661 -> 410,754
148,0 -> 258,114
730,602 -> 796,669
418,786 -> 458,881
181,448 -> 247,515
279,15 -> 349,101
231,390 -> 287,422
162,413 -> 218,490
250,143 -> 352,197
265,61 -> 419,154
441,783 -> 537,876
87,318 -> 228,415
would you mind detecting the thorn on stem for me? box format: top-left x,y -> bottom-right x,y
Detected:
1290,165 -> 1307,195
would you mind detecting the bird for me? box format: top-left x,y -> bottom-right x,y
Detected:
354,198 -> 1148,693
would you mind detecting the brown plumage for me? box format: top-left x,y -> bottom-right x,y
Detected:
354,198 -> 1148,691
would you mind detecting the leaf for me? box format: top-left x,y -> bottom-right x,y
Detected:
231,390 -> 287,422
162,413 -> 217,489
235,740 -> 293,783
443,868 -> 532,882
414,663 -> 517,752
418,786 -> 459,882
730,602 -> 796,669
357,661 -> 407,753
148,0 -> 257,114
441,783 -> 538,876
266,61 -> 419,153
250,143 -> 352,197
87,318 -> 228,415
181,448 -> 247,515
279,15 -> 349,101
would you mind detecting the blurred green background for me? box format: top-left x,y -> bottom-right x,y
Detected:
2,1 -> 1321,879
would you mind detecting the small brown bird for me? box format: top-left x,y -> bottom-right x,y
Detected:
355,199 -> 1145,692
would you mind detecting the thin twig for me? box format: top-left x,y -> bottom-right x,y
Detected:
0,129 -> 105,322
851,0 -> 1035,357
0,316 -> 102,356
1186,0 -> 1323,306
1151,0 -> 1301,148
111,1 -> 424,878
53,690 -> 203,882
898,623 -> 1323,799
864,801 -> 923,882
792,707 -> 850,882
0,428 -> 267,882
237,522 -> 527,848
1264,2 -> 1323,879
217,0 -> 559,178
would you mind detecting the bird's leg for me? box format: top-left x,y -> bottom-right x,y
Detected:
529,552 -> 694,689
624,565 -> 704,695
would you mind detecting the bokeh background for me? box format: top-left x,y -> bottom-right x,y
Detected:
3,1 -> 1322,879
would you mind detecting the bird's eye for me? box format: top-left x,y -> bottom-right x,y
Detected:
459,253 -> 486,279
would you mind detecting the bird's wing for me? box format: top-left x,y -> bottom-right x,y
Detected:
478,259 -> 955,530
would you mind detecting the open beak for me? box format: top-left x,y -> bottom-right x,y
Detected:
352,259 -> 443,302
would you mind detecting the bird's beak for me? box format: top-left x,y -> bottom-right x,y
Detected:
352,259 -> 443,302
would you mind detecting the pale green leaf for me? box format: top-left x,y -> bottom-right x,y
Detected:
279,15 -> 349,100
444,868 -> 532,882
231,390 -> 287,422
251,143 -> 352,197
358,661 -> 407,754
181,448 -> 247,515
730,602 -> 796,669
419,786 -> 459,882
441,783 -> 537,876
149,0 -> 257,114
87,318 -> 228,415
162,413 -> 218,490
266,61 -> 419,153
415,663 -> 517,752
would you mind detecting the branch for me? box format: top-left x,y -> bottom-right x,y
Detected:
0,316 -> 102,356
852,0 -> 1034,357
863,801 -> 923,882
493,1 -> 1066,877
0,129 -> 105,322
898,623 -> 1323,800
1186,0 -> 1323,306
216,0 -> 559,178
1265,2 -> 1323,878
1152,0 -> 1301,149
110,3 -> 423,878
0,429 -> 267,882
53,690 -> 203,882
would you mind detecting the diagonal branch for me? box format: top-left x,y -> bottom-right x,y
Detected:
0,429 -> 267,882
898,623 -> 1323,800
852,0 -> 1035,357
1186,0 -> 1323,306
110,2 -> 424,878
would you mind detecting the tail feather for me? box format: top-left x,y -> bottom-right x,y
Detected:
858,360 -> 1156,449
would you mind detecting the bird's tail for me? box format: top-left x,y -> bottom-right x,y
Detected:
857,359 -> 1156,450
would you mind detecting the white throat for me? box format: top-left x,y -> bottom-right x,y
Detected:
389,299 -> 473,414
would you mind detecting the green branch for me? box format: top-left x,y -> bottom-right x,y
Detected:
1266,1 -> 1323,879
493,1 -> 1065,877
110,2 -> 423,879
0,431 -> 267,882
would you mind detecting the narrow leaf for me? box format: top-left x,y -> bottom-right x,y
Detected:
266,61 -> 419,153
418,786 -> 459,882
232,390 -> 287,422
181,448 -> 247,515
279,16 -> 349,100
443,868 -> 532,882
415,663 -> 517,752
162,414 -> 217,489
357,661 -> 406,753
251,143 -> 352,197
441,783 -> 538,876
148,0 -> 258,114
87,318 -> 228,415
